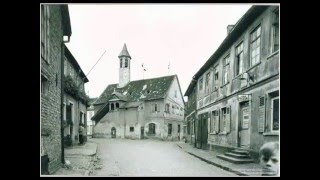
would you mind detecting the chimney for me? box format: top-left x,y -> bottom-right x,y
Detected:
227,25 -> 235,34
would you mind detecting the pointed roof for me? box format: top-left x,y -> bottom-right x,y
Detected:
118,43 -> 131,58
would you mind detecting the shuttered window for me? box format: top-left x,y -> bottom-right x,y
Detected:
214,110 -> 220,133
225,106 -> 231,133
258,96 -> 266,133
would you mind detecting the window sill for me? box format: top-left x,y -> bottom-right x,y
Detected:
234,73 -> 243,79
218,132 -> 227,135
220,82 -> 229,88
247,61 -> 261,72
263,132 -> 279,136
267,50 -> 279,60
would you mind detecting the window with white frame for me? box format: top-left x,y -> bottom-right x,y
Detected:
214,67 -> 219,90
165,103 -> 170,113
211,110 -> 219,134
250,25 -> 261,66
223,55 -> 230,85
271,8 -> 279,53
125,59 -> 128,68
264,91 -> 279,133
236,42 -> 244,75
199,78 -> 203,91
154,104 -> 158,112
41,5 -> 50,63
221,108 -> 227,132
271,97 -> 279,132
205,72 -> 210,94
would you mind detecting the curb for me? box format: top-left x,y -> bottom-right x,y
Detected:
177,144 -> 248,176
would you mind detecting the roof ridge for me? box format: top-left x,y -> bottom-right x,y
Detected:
130,74 -> 176,83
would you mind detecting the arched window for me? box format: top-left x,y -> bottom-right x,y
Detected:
149,123 -> 156,135
125,59 -> 128,68
165,104 -> 170,113
116,103 -> 119,109
111,103 -> 114,110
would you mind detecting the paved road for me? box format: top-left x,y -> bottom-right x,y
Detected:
90,138 -> 238,176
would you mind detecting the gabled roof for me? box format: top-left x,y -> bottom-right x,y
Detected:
110,92 -> 128,102
118,43 -> 131,58
94,75 -> 176,105
64,44 -> 89,83
91,103 -> 109,121
184,78 -> 197,96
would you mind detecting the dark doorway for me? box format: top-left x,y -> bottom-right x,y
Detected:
141,126 -> 144,139
111,127 -> 116,138
195,113 -> 208,150
149,123 -> 156,135
41,155 -> 49,175
178,124 -> 181,141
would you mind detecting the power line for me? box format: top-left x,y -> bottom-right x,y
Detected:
86,50 -> 106,77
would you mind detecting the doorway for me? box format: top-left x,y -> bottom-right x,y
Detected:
111,127 -> 116,138
141,126 -> 144,139
178,124 -> 181,141
196,113 -> 208,150
239,101 -> 250,148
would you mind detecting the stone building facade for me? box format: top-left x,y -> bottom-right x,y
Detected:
41,5 -> 71,174
62,45 -> 89,146
92,44 -> 185,141
184,79 -> 197,146
184,6 -> 279,160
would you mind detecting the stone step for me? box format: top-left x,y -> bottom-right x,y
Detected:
231,149 -> 250,155
217,154 -> 255,164
225,152 -> 251,159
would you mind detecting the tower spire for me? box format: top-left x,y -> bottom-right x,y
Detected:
118,43 -> 131,58
118,43 -> 131,88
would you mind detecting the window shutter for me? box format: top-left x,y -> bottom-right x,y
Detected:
226,106 -> 231,133
258,96 -> 266,133
220,109 -> 224,132
215,110 -> 220,133
208,115 -> 211,133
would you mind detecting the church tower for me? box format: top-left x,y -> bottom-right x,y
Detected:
118,43 -> 131,88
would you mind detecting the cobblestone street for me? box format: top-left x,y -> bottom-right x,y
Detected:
90,138 -> 238,176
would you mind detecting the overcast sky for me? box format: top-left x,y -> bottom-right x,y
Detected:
65,4 -> 252,100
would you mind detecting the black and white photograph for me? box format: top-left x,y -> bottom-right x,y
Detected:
40,3 -> 280,177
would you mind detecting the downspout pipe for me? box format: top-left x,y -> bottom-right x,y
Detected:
61,35 -> 70,164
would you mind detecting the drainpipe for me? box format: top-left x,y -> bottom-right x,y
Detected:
61,35 -> 70,164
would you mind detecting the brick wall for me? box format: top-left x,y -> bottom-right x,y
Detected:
41,5 -> 64,174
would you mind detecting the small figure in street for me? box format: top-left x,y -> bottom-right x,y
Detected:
259,142 -> 279,176
79,125 -> 85,145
